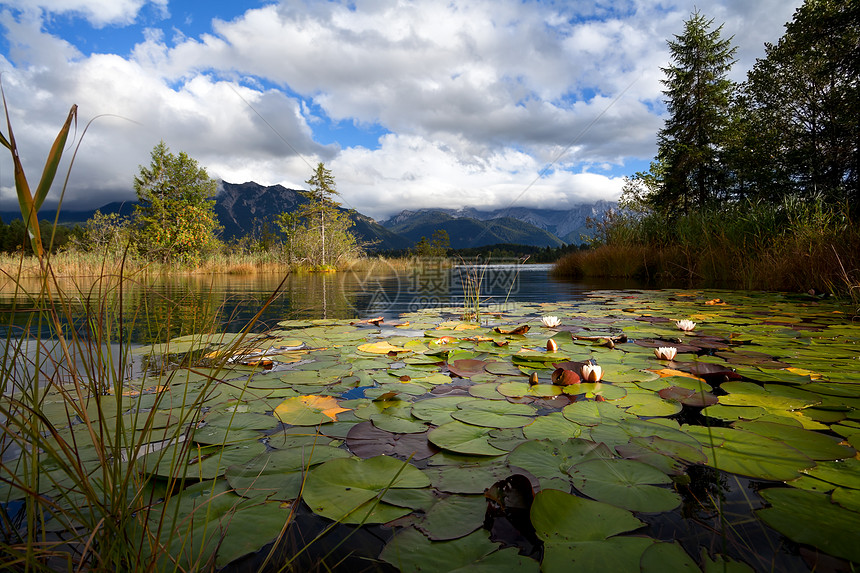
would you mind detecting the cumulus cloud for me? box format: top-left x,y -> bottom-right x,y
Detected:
0,0 -> 804,219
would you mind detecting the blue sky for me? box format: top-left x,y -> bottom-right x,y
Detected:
0,0 -> 803,220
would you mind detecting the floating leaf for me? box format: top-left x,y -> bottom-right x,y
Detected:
346,421 -> 437,460
569,458 -> 681,513
226,444 -> 350,500
357,341 -> 412,355
380,527 -> 538,573
684,426 -> 814,481
274,395 -> 350,426
416,494 -> 487,540
303,455 -> 430,524
428,422 -> 509,456
757,487 -> 860,563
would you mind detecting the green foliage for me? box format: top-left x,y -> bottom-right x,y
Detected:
738,0 -> 860,208
132,141 -> 222,264
0,218 -> 81,254
275,163 -> 363,268
414,229 -> 450,257
655,10 -> 737,215
0,84 -> 77,259
77,210 -> 130,257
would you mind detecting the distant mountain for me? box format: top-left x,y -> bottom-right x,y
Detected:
2,181 -> 613,250
215,181 -> 411,250
383,202 -> 615,245
382,210 -> 565,248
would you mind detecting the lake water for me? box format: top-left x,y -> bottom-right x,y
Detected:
0,262 -> 644,343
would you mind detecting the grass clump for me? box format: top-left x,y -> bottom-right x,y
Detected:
553,198 -> 860,298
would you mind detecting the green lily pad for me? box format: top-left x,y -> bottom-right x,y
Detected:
757,487 -> 860,563
531,488 -> 648,573
733,420 -> 855,460
225,444 -> 350,499
801,457 -> 860,489
451,399 -> 536,428
303,455 -> 430,524
428,422 -> 509,456
640,542 -> 700,572
522,412 -> 583,441
508,439 -> 613,490
684,426 -> 814,481
569,458 -> 681,513
380,527 -> 538,573
416,494 -> 488,540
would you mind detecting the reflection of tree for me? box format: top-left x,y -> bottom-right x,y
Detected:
127,277 -> 225,345
284,273 -> 356,320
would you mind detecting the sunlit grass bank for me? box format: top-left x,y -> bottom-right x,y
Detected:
552,201 -> 860,301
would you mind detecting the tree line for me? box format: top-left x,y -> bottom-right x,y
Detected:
623,0 -> 858,218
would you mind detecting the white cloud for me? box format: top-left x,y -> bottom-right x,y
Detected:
0,0 -> 804,220
2,0 -> 167,28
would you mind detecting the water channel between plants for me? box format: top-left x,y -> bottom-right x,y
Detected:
1,263 -> 859,572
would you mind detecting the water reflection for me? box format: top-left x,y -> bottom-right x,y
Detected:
0,263 -> 646,344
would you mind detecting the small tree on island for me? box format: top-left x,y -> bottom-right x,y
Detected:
414,229 -> 450,257
132,141 -> 221,264
276,162 -> 362,268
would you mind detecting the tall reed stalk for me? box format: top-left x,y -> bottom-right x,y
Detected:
0,87 -> 295,571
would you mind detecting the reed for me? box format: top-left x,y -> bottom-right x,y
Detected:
554,198 -> 860,299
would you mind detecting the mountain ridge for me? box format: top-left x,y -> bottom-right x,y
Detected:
1,181 -> 614,250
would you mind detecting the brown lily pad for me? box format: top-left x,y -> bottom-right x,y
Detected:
346,421 -> 438,460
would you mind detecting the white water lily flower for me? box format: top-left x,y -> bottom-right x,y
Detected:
541,316 -> 561,328
675,319 -> 696,332
654,346 -> 678,361
581,363 -> 603,382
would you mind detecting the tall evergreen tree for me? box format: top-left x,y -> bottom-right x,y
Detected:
300,162 -> 341,267
741,0 -> 859,209
655,10 -> 737,215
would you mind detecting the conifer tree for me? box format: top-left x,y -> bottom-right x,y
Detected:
655,10 -> 737,215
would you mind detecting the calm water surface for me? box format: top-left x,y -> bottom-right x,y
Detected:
0,262 -> 644,343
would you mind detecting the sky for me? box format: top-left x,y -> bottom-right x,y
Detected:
0,0 -> 803,221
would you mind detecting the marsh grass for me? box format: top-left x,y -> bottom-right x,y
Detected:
554,199 -> 860,298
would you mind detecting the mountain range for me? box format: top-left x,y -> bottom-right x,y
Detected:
2,181 -> 613,250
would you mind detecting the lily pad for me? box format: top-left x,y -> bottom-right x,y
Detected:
530,488 -> 648,573
380,527 -> 538,573
757,487 -> 860,563
684,426 -> 815,481
302,455 -> 430,524
428,422 -> 509,456
569,458 -> 681,513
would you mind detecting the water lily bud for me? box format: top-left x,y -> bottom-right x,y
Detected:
675,319 -> 696,332
546,339 -> 559,353
541,316 -> 561,328
654,346 -> 678,361
529,372 -> 540,386
551,368 -> 580,386
581,363 -> 603,382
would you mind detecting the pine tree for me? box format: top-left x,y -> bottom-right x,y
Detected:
656,10 -> 737,215
299,162 -> 341,267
